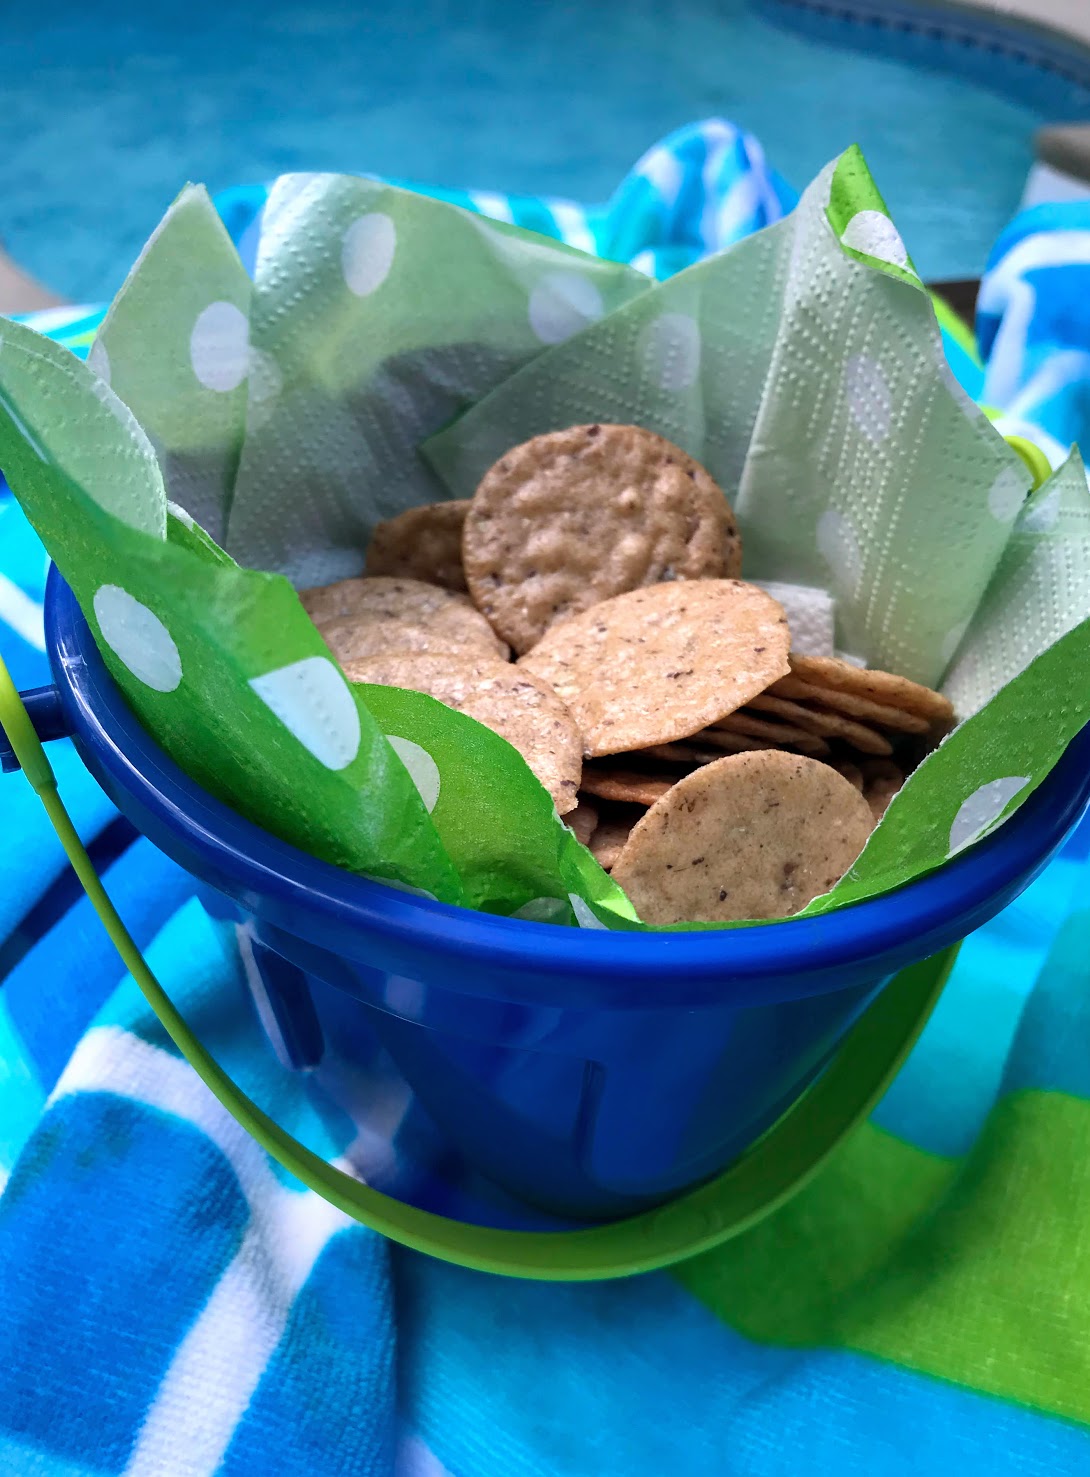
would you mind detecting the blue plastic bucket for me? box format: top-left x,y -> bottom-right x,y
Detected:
21,571 -> 1090,1221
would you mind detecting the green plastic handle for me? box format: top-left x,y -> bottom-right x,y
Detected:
0,653 -> 955,1279
978,406 -> 1054,491
1003,434 -> 1054,491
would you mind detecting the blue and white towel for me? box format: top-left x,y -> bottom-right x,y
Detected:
978,198 -> 1090,468
2,120 -> 1090,1477
219,117 -> 797,282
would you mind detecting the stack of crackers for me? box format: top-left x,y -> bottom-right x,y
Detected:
301,424 -> 953,925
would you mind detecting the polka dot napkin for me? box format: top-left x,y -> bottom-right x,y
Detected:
0,149 -> 1087,928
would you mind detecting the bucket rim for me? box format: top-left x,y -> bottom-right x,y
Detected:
46,568 -> 1090,999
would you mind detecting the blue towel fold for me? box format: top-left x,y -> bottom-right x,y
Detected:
978,199 -> 1090,468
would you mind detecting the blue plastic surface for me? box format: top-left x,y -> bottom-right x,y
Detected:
37,570 -> 1090,1219
0,686 -> 66,773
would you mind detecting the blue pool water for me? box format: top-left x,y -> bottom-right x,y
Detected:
0,0 -> 1076,301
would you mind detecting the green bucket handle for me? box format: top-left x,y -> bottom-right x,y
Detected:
0,655 -> 956,1280
983,409 -> 1054,490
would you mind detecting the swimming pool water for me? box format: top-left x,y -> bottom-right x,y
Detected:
0,0 -> 1068,301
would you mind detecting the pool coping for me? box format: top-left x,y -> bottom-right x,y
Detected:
758,0 -> 1090,113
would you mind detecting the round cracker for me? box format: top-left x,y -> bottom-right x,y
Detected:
302,576 -> 508,661
768,675 -> 931,735
588,812 -> 640,872
464,424 -> 739,653
861,759 -> 904,824
579,768 -> 676,807
343,651 -> 582,813
693,727 -> 832,759
636,739 -> 758,765
787,655 -> 954,725
710,710 -> 832,755
320,617 -> 489,665
518,580 -> 790,759
365,500 -> 470,592
564,799 -> 599,847
612,751 -> 873,924
747,693 -> 893,756
713,709 -> 817,745
675,730 -> 768,756
833,760 -> 865,793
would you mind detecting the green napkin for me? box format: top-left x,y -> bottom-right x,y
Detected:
1,149 -> 1086,928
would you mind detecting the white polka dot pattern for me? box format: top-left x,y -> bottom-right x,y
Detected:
387,735 -> 441,812
190,302 -> 249,392
342,213 -> 397,297
93,585 -> 182,692
987,465 -> 1027,523
249,657 -> 362,770
528,272 -> 604,345
841,210 -> 915,274
947,776 -> 1031,856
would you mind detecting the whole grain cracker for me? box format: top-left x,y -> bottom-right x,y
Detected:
579,768 -> 677,807
612,751 -> 874,924
768,675 -> 931,734
564,799 -> 599,847
861,759 -> 904,824
299,575 -> 418,626
365,500 -> 470,591
679,729 -> 770,755
788,655 -> 954,725
589,812 -> 641,872
518,580 -> 790,759
303,575 -> 508,661
320,617 -> 491,665
463,424 -> 740,653
834,761 -> 865,793
747,693 -> 893,756
638,739 -> 759,763
343,651 -> 582,813
710,710 -> 832,754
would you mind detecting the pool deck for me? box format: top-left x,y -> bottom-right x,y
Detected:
981,0 -> 1090,189
978,1 -> 1090,49
0,251 -> 64,315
